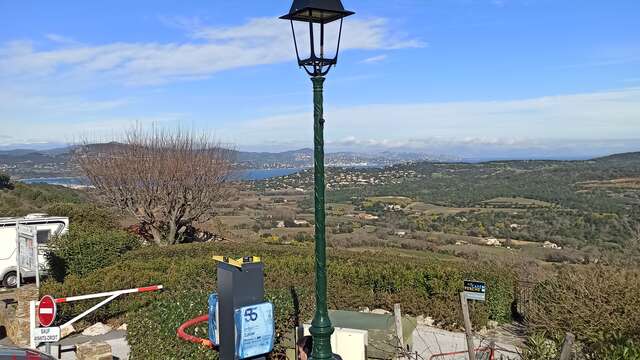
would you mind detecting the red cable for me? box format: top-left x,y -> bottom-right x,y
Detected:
177,314 -> 213,348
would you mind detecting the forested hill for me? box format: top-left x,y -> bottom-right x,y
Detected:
319,151 -> 640,248
361,151 -> 640,212
593,151 -> 640,163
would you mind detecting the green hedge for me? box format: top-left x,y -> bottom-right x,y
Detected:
42,243 -> 517,359
527,266 -> 640,353
46,224 -> 141,280
46,203 -> 119,230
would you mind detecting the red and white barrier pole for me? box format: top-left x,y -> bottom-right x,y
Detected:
54,285 -> 163,303
30,285 -> 163,349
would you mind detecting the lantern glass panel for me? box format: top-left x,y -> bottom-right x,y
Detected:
290,18 -> 342,61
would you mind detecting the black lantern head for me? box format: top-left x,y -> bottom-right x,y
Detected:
281,0 -> 355,77
280,0 -> 354,24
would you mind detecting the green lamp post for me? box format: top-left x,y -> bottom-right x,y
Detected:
280,1 -> 354,359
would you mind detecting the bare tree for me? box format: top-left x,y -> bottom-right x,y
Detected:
76,128 -> 233,245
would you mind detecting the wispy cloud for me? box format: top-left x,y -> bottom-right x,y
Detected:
361,54 -> 388,64
0,17 -> 423,86
45,34 -> 78,45
561,45 -> 640,69
0,113 -> 186,146
230,87 -> 640,148
0,90 -> 129,114
492,0 -> 507,7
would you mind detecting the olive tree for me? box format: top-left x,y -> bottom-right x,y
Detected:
76,129 -> 233,245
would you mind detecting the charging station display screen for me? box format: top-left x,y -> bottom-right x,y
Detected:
234,302 -> 275,359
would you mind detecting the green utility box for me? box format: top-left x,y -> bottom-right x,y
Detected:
285,310 -> 416,360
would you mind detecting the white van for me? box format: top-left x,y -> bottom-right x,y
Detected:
0,214 -> 69,287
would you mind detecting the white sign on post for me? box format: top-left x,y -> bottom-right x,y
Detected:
17,225 -> 36,269
16,224 -> 39,288
33,327 -> 60,343
463,280 -> 486,302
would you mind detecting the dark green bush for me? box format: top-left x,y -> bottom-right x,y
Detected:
43,242 -> 516,359
0,183 -> 87,216
46,224 -> 141,280
0,172 -> 10,189
46,203 -> 118,229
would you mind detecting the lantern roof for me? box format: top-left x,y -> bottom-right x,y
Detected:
280,0 -> 355,24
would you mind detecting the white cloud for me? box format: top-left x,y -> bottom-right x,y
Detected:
3,87 -> 638,152
0,90 -> 129,114
0,17 -> 422,86
0,113 -> 186,146
45,34 -> 78,45
492,0 -> 507,7
361,55 -> 388,64
229,87 -> 640,148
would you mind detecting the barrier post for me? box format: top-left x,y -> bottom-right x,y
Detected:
459,292 -> 475,360
34,239 -> 40,289
394,303 -> 404,358
29,300 -> 36,349
16,220 -> 21,289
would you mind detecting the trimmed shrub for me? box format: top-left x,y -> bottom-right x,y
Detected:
46,224 -> 141,280
528,266 -> 640,342
42,242 -> 517,359
127,289 -> 216,360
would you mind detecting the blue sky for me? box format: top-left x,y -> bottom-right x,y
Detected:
0,0 -> 639,158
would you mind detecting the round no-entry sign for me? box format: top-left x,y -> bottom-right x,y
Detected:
37,295 -> 57,327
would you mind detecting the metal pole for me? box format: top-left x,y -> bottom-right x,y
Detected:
309,76 -> 334,360
16,219 -> 21,288
394,303 -> 405,359
34,229 -> 40,288
460,292 -> 476,360
29,300 -> 36,349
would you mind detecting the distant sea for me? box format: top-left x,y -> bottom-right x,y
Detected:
20,168 -> 302,187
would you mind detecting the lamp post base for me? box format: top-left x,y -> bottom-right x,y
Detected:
310,356 -> 343,360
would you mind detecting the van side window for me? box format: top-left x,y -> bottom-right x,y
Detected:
37,230 -> 51,244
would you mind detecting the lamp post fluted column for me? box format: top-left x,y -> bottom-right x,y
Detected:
280,3 -> 355,359
309,75 -> 333,360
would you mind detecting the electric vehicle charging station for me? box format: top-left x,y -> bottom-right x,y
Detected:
179,256 -> 274,360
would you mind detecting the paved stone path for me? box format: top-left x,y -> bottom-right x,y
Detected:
36,330 -> 130,360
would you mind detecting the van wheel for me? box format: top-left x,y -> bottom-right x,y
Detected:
2,271 -> 18,288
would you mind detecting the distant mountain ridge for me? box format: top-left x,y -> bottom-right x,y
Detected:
593,151 -> 640,162
0,144 -> 452,178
